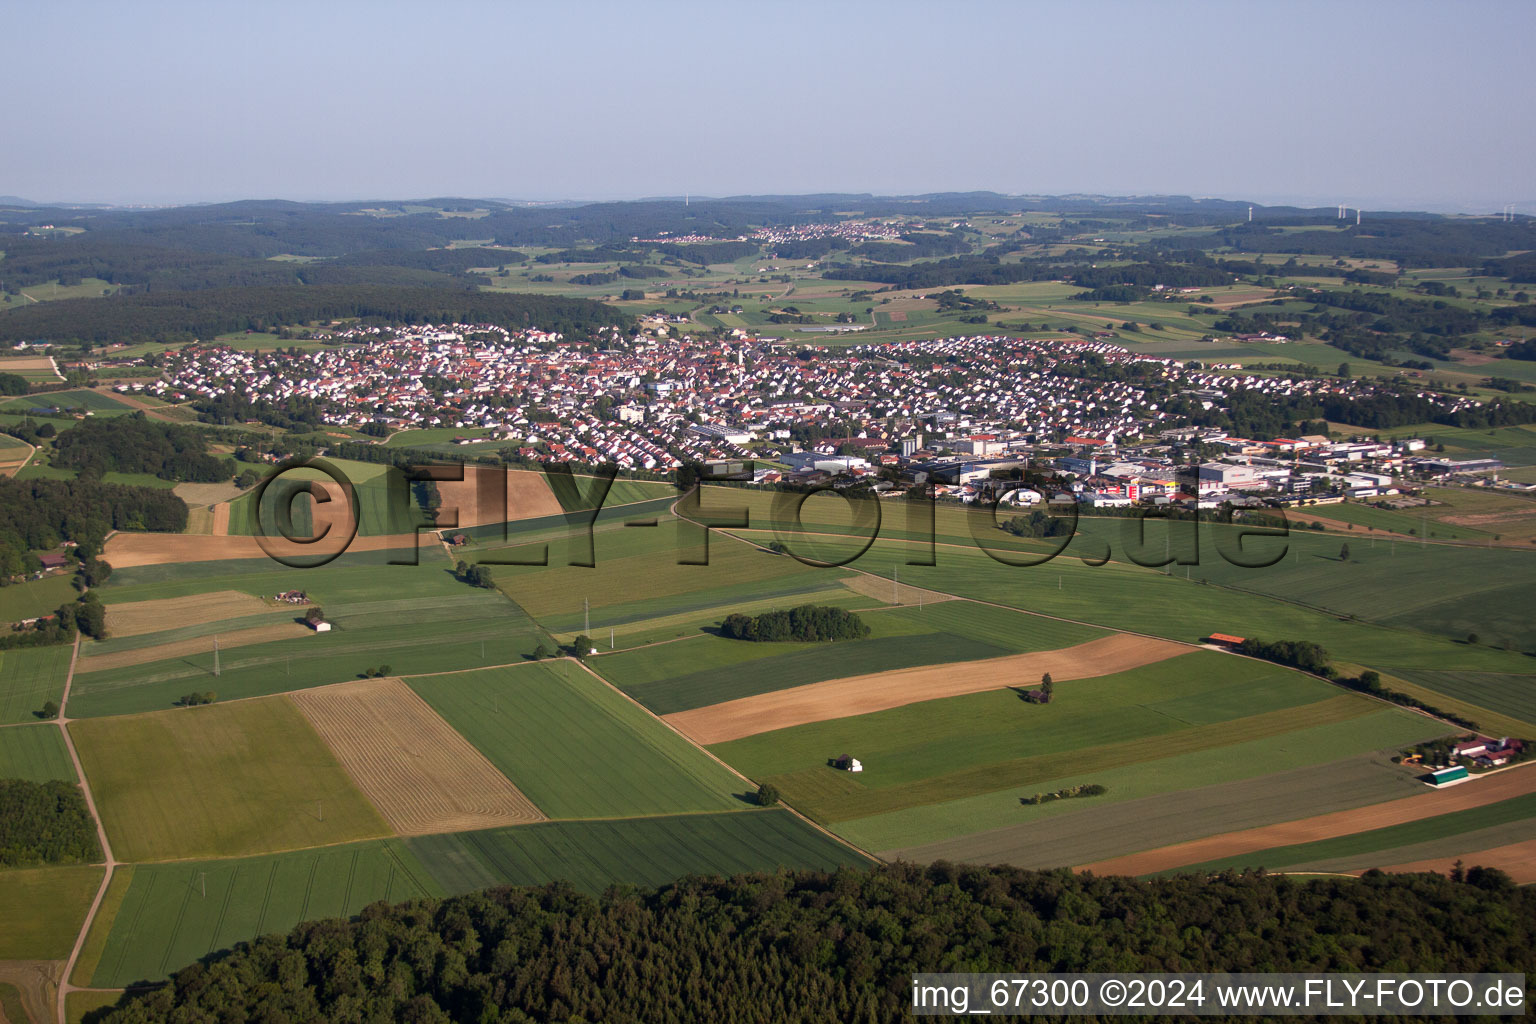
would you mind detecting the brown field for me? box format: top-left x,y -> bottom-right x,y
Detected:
665,633 -> 1186,745
839,573 -> 956,606
1077,762 -> 1536,877
102,530 -> 419,567
1374,838 -> 1536,884
0,961 -> 58,1024
434,466 -> 562,528
78,621 -> 310,672
210,501 -> 231,536
0,438 -> 32,478
289,677 -> 544,835
104,590 -> 271,637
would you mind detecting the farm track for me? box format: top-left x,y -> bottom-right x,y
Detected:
290,677 -> 545,835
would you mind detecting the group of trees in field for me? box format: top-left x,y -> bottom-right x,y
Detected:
90,862 -> 1535,1023
0,779 -> 101,867
720,605 -> 870,642
176,691 -> 217,707
453,561 -> 495,589
1020,782 -> 1105,805
53,415 -> 234,482
2,592 -> 106,649
999,510 -> 1073,538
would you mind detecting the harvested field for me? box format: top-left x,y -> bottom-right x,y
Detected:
104,590 -> 271,637
666,633 -> 1186,744
434,466 -> 562,528
173,481 -> 246,507
1373,838 -> 1536,883
1077,762 -> 1536,876
839,572 -> 955,606
290,677 -> 545,835
103,530 -> 418,567
78,622 -> 310,672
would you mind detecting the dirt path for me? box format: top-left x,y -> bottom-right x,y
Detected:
664,633 -> 1188,745
1076,761 -> 1536,877
57,636 -> 119,1024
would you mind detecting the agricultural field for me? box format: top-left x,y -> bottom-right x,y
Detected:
0,865 -> 104,960
705,650 -> 1450,862
0,431 -> 32,475
0,723 -> 76,782
0,643 -> 71,724
0,354 -> 63,381
0,387 -> 138,417
85,840 -> 440,988
407,660 -> 744,819
406,810 -> 870,896
291,677 -> 544,835
69,696 -> 389,861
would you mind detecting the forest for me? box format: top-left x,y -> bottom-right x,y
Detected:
0,475 -> 188,553
90,863 -> 1534,1023
53,415 -> 234,482
0,285 -> 628,346
0,779 -> 101,867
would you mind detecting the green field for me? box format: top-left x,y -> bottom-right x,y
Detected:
0,388 -> 137,416
598,600 -> 1107,715
709,652 -> 1444,835
407,809 -> 870,896
1166,791 -> 1536,876
71,561 -> 549,718
409,661 -> 744,818
0,864 -> 104,959
880,752 -> 1424,867
1391,669 -> 1536,727
0,723 -> 76,781
89,840 -> 440,987
0,643 -> 71,724
70,696 -> 389,861
0,573 -> 78,623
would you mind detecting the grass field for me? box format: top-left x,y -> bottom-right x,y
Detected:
71,562 -> 550,718
70,697 -> 389,861
0,723 -> 76,781
1165,791 -> 1536,876
838,708 -> 1447,855
0,643 -> 71,724
0,388 -> 137,417
407,809 -> 870,896
1391,669 -> 1536,727
0,574 -> 78,623
88,839 -> 441,987
408,661 -> 744,819
0,864 -> 104,959
597,600 -> 1107,715
881,752 -> 1424,867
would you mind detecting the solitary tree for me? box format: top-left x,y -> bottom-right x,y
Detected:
572,634 -> 593,658
1467,633 -> 1480,645
38,700 -> 59,720
756,782 -> 780,807
1339,543 -> 1350,562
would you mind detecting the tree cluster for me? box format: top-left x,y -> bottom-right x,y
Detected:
0,779 -> 102,867
53,414 -> 234,482
720,605 -> 870,643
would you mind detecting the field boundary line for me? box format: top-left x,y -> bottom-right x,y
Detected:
568,656 -> 880,867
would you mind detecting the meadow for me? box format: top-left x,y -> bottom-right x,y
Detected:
70,696 -> 389,861
406,809 -> 870,896
0,864 -> 104,960
86,840 -> 440,987
0,642 -> 71,724
0,723 -> 76,781
598,600 -> 1106,716
882,752 -> 1425,868
1391,669 -> 1536,728
408,661 -> 744,819
837,708 -> 1445,856
0,573 -> 78,623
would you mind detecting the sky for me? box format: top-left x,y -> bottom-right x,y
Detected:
3,0 -> 1532,212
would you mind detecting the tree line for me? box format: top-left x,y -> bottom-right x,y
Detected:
91,862 -> 1535,1022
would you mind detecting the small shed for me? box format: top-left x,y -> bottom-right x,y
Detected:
1428,766 -> 1468,786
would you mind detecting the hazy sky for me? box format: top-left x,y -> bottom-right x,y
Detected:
4,0 -> 1531,211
